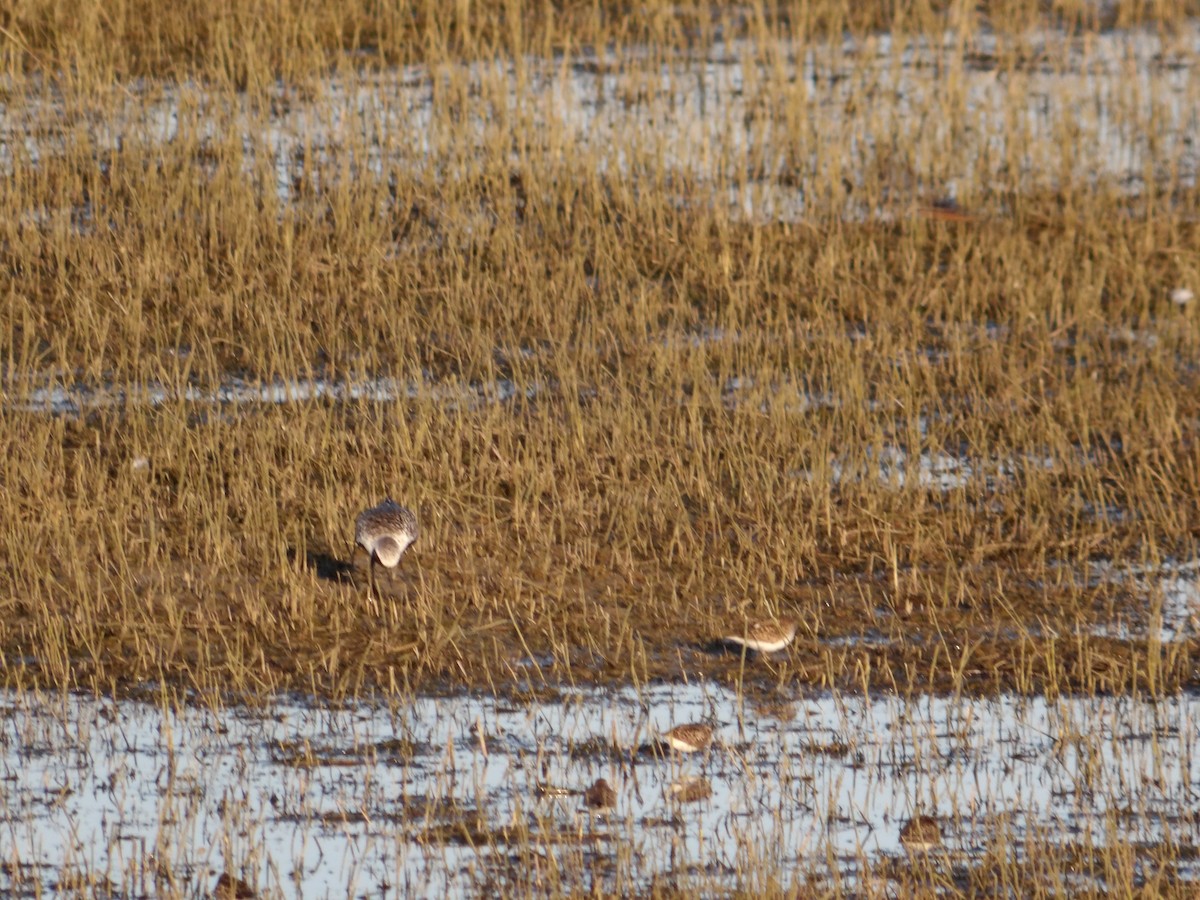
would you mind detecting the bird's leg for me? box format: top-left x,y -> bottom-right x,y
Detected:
366,556 -> 378,613
384,561 -> 400,627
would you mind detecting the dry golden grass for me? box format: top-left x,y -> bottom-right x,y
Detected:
0,1 -> 1197,700
6,0 -> 1195,81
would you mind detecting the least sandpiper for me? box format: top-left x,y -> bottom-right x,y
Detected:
213,872 -> 256,899
669,775 -> 712,803
899,815 -> 942,852
583,777 -> 617,810
723,618 -> 798,654
663,722 -> 715,754
355,499 -> 418,601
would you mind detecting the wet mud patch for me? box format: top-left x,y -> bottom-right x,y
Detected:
3,546 -> 1198,701
270,735 -> 419,767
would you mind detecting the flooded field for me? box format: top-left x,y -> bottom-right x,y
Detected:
2,2 -> 1200,894
3,684 -> 1198,896
3,20 -> 1199,218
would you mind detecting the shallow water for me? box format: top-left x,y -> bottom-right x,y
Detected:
3,23 -> 1198,218
2,683 -> 1197,896
1086,558 -> 1200,642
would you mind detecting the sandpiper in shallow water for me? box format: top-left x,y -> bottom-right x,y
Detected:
583,778 -> 617,810
355,499 -> 419,601
899,815 -> 943,852
669,775 -> 713,803
663,722 -> 715,754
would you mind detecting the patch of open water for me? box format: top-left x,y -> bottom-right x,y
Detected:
1,684 -> 1196,896
1086,558 -> 1200,642
2,23 -> 1198,220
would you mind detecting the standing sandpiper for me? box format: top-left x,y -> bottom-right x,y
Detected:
355,499 -> 419,602
583,778 -> 617,811
663,722 -> 716,754
723,618 -> 798,654
899,815 -> 943,853
669,775 -> 712,803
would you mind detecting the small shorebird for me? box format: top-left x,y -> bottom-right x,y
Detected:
669,775 -> 712,803
214,872 -> 256,899
663,722 -> 715,754
583,778 -> 617,810
899,815 -> 943,852
355,499 -> 419,601
723,618 -> 798,654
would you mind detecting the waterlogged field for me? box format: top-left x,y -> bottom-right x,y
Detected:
2,684 -> 1198,896
1,0 -> 1200,894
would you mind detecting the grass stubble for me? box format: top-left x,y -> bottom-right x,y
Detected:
1,0 -> 1199,895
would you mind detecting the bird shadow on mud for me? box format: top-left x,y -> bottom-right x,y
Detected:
290,548 -> 357,584
698,638 -> 762,660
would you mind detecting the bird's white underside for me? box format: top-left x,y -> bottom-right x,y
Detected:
723,634 -> 793,653
366,534 -> 416,568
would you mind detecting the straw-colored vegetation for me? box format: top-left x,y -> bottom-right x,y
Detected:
6,6 -> 1200,896
0,0 -> 1198,705
6,0 -> 1193,81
